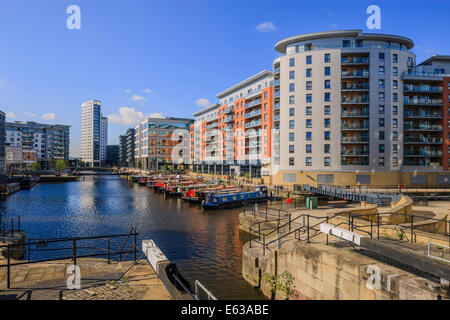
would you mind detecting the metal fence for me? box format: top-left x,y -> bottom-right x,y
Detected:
0,227 -> 138,289
0,215 -> 21,243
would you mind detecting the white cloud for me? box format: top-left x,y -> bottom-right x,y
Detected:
130,95 -> 146,102
195,98 -> 211,108
125,89 -> 132,94
5,111 -> 15,119
149,112 -> 165,119
42,113 -> 56,121
108,107 -> 146,125
143,88 -> 154,94
255,21 -> 276,32
21,112 -> 36,118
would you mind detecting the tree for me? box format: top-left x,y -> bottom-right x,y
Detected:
31,162 -> 41,171
55,160 -> 66,173
137,160 -> 142,172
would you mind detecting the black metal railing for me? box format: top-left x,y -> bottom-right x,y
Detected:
0,215 -> 21,243
0,227 -> 138,289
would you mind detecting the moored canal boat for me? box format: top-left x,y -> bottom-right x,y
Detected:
202,186 -> 269,210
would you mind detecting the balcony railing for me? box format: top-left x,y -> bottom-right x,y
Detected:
341,110 -> 369,117
245,120 -> 262,129
245,99 -> 262,109
404,98 -> 443,106
341,57 -> 369,65
341,159 -> 370,166
404,112 -> 443,119
341,97 -> 369,104
404,124 -> 443,131
341,71 -> 370,78
404,150 -> 443,157
404,137 -> 443,144
245,110 -> 262,119
274,103 -> 280,110
341,123 -> 369,130
274,91 -> 280,98
341,83 -> 370,91
341,150 -> 370,156
341,137 -> 370,143
274,67 -> 280,73
404,85 -> 443,93
274,79 -> 280,86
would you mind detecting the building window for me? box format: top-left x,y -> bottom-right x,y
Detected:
324,144 -> 330,153
393,54 -> 398,63
306,144 -> 312,153
379,66 -> 385,75
393,157 -> 398,167
393,93 -> 398,102
306,119 -> 312,128
324,53 -> 330,62
306,55 -> 312,64
324,67 -> 331,76
379,105 -> 385,114
324,80 -> 331,89
393,67 -> 398,76
393,144 -> 398,153
343,40 -> 351,48
379,52 -> 385,62
289,157 -> 295,166
289,71 -> 295,79
306,68 -> 312,77
324,157 -> 330,167
289,96 -> 295,104
306,132 -> 312,141
289,132 -> 295,141
324,93 -> 330,102
379,118 -> 385,127
324,131 -> 330,140
306,106 -> 312,115
289,120 -> 295,129
289,108 -> 295,116
289,58 -> 295,67
393,80 -> 398,89
393,131 -> 398,141
393,106 -> 398,115
306,157 -> 312,166
379,79 -> 385,89
306,81 -> 312,90
379,157 -> 385,166
379,131 -> 385,140
289,145 -> 295,154
379,92 -> 385,101
324,118 -> 330,128
324,105 -> 330,115
393,119 -> 398,128
289,83 -> 295,92
379,144 -> 385,153
306,94 -> 312,103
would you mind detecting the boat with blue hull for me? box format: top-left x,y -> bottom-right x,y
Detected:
202,186 -> 269,210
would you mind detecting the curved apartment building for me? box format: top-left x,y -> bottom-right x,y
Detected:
271,30 -> 450,186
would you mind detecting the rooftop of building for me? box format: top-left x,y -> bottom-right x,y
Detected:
193,103 -> 221,117
6,121 -> 71,129
216,70 -> 273,99
417,55 -> 450,66
274,29 -> 414,53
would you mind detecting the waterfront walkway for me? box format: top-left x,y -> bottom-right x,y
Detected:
0,258 -> 171,300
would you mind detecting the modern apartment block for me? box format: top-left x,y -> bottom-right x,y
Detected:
134,117 -> 193,171
190,71 -> 274,178
81,100 -> 108,167
119,128 -> 135,168
268,29 -> 450,186
5,120 -> 70,170
106,145 -> 119,167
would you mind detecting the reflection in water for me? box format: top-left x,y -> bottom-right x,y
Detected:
0,176 -> 266,300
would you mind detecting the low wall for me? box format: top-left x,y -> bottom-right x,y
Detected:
242,240 -> 445,300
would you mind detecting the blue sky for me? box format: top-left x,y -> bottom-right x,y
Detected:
0,0 -> 449,157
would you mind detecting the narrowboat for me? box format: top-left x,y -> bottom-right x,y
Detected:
202,186 -> 268,210
137,177 -> 149,186
20,176 -> 40,189
6,183 -> 21,195
183,187 -> 238,203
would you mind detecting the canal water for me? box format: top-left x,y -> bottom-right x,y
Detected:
0,175 -> 266,300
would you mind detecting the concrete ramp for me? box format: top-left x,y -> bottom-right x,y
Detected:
385,196 -> 413,224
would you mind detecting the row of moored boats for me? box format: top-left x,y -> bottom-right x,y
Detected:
132,174 -> 270,210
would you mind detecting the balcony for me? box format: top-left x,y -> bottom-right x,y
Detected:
341,57 -> 369,65
341,83 -> 370,91
245,120 -> 262,129
274,103 -> 280,110
274,67 -> 280,74
223,116 -> 234,123
274,91 -> 280,98
404,150 -> 443,157
404,85 -> 443,93
341,97 -> 369,104
341,136 -> 370,143
274,115 -> 280,122
245,110 -> 262,119
341,158 -> 369,165
207,123 -> 219,130
245,99 -> 262,109
341,123 -> 369,130
274,79 -> 280,86
404,137 -> 443,144
341,150 -> 370,156
341,110 -> 369,117
404,98 -> 443,106
404,111 -> 442,119
341,70 -> 369,78
404,124 -> 443,131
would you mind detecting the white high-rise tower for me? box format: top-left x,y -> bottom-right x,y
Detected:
81,100 -> 104,167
